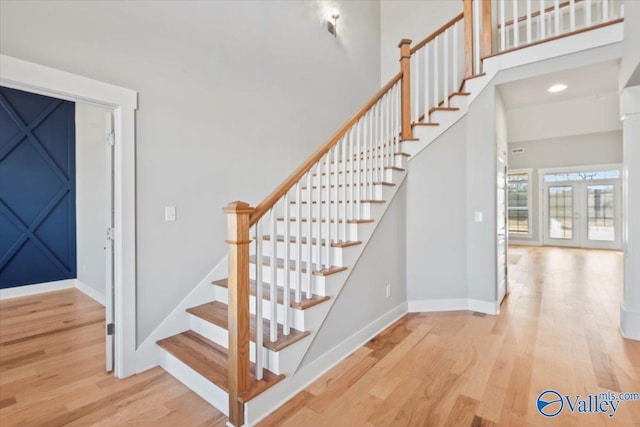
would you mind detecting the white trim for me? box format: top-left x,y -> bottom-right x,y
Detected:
620,305 -> 640,341
506,168 -> 533,238
0,54 -> 138,378
244,302 -> 408,425
75,279 -> 106,306
538,163 -> 623,248
408,298 -> 499,315
0,279 -> 75,299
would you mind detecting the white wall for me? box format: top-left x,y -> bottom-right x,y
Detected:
508,130 -> 623,243
75,103 -> 108,298
0,0 -> 382,344
302,183 -> 407,365
406,118 -> 468,302
380,0 -> 462,84
620,0 -> 640,89
506,92 -> 622,142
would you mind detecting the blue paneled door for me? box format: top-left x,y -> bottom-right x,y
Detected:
0,86 -> 76,288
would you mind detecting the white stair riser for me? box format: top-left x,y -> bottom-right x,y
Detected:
213,285 -> 307,331
300,185 -> 383,201
159,350 -> 229,416
250,265 -> 329,295
261,240 -> 344,266
188,314 -> 283,374
285,203 -> 372,220
276,221 -> 359,241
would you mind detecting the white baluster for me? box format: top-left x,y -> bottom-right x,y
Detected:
283,193 -> 290,335
315,162 -> 322,271
269,208 -> 277,342
423,45 -> 430,118
433,37 -> 439,111
305,172 -> 312,298
527,0 -> 533,43
554,0 -> 560,36
368,111 -> 374,201
413,49 -> 419,123
500,0 -> 506,50
325,148 -> 331,268
341,137 -> 347,242
255,221 -> 263,380
512,0 -> 519,48
378,101 -> 383,181
603,0 -> 609,21
586,0 -> 592,27
569,0 -> 575,31
452,24 -> 458,96
355,121 -> 362,220
295,182 -> 302,304
540,0 -> 546,40
474,0 -> 481,73
444,29 -> 449,105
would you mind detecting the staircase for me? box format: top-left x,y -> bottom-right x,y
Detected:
152,1 -> 623,425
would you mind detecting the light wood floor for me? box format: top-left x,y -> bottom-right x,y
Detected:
260,246 -> 640,427
0,288 -> 226,426
1,246 -> 639,426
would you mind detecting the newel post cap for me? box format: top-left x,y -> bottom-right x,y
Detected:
223,201 -> 254,214
398,38 -> 412,48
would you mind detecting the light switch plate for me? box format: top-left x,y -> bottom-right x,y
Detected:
165,206 -> 176,222
474,211 -> 483,223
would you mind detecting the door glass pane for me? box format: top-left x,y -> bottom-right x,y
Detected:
549,186 -> 573,239
587,184 -> 615,241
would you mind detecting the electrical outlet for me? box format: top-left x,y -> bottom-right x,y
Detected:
386,284 -> 391,298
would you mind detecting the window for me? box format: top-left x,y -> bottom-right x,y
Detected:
507,171 -> 531,235
543,170 -> 620,182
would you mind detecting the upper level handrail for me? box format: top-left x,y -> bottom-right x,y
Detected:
498,0 -> 584,29
250,71 -> 403,225
410,12 -> 464,54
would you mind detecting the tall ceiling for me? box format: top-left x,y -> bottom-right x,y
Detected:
497,60 -> 620,109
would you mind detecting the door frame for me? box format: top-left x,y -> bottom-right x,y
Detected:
0,54 -> 138,378
538,163 -> 623,249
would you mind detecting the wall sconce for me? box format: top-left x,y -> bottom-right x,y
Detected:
327,9 -> 340,37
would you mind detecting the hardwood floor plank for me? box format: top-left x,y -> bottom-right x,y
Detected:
0,289 -> 226,426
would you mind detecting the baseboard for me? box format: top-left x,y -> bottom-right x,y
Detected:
245,302 -> 408,425
75,279 -> 106,306
408,298 -> 499,315
0,279 -> 75,300
620,304 -> 640,341
508,239 -> 542,246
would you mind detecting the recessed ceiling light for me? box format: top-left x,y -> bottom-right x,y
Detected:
548,84 -> 568,93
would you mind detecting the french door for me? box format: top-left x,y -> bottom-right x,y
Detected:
543,180 -> 621,250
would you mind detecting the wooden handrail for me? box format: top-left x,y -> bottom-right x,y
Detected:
410,13 -> 464,54
250,71 -> 403,226
498,0 -> 584,29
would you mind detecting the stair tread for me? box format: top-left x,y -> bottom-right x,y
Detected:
448,91 -> 471,98
384,166 -> 405,171
301,181 -> 395,190
157,330 -> 284,402
187,301 -> 310,352
262,235 -> 362,248
250,255 -> 347,276
276,217 -> 375,224
412,122 -> 440,127
429,106 -> 460,114
290,200 -> 386,204
212,278 -> 330,310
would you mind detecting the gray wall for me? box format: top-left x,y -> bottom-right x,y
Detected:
0,1 -> 382,344
508,130 -> 623,243
465,85 -> 498,303
75,103 -> 109,298
621,0 -> 640,89
302,183 -> 407,365
406,118 -> 468,302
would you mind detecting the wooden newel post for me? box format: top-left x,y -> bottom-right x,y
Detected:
481,0 -> 493,58
463,0 -> 474,77
223,201 -> 254,427
398,38 -> 413,141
